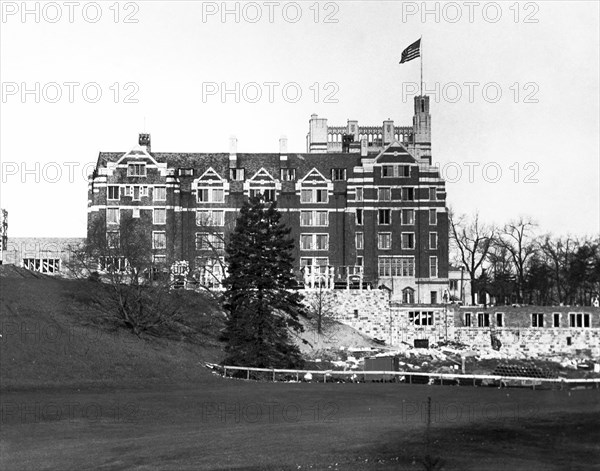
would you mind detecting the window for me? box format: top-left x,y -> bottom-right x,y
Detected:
430,291 -> 438,304
127,163 -> 146,177
250,188 -> 277,201
355,187 -> 364,202
409,311 -> 434,326
532,313 -> 544,328
401,165 -> 410,177
154,187 -> 166,201
132,208 -> 140,218
569,313 -> 590,328
197,188 -> 225,203
280,168 -> 296,181
356,232 -> 363,250
195,233 -> 225,251
300,189 -> 312,203
300,211 -> 328,227
401,187 -> 414,201
195,256 -> 225,289
301,188 -> 328,203
402,288 -> 415,304
153,208 -> 166,225
378,233 -> 391,250
107,186 -> 119,200
98,256 -> 128,272
300,257 -> 329,267
378,187 -> 391,201
179,168 -> 193,177
378,209 -> 391,225
154,255 -> 166,265
464,313 -> 472,327
449,280 -> 458,291
355,209 -> 364,225
300,235 -> 312,250
152,232 -> 166,250
356,256 -> 363,266
429,187 -> 437,200
382,165 -> 394,178
429,209 -> 437,225
315,234 -> 328,250
401,233 -> 415,249
300,211 -> 312,227
107,232 -> 119,249
300,234 -> 329,251
478,313 -> 490,327
496,312 -> 504,327
429,256 -> 438,278
378,256 -> 414,277
402,209 -> 415,225
430,232 -> 438,249
196,210 -> 224,226
107,208 -> 119,224
230,168 -> 245,181
553,313 -> 560,328
331,168 -> 347,181
21,258 -> 60,273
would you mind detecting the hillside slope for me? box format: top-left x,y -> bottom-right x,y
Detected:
0,269 -> 226,390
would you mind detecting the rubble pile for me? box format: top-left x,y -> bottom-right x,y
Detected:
305,341 -> 600,378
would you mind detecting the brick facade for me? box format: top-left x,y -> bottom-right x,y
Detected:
87,96 -> 448,299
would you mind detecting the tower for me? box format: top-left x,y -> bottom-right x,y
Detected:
410,95 -> 431,165
306,114 -> 328,153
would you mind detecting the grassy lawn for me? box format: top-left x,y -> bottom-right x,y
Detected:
2,381 -> 599,470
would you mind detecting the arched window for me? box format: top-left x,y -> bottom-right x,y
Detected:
402,287 -> 415,304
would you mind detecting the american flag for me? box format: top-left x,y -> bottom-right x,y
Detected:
399,38 -> 421,64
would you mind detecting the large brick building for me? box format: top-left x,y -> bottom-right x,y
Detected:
87,96 -> 448,303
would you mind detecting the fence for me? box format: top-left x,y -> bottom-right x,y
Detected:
207,364 -> 600,390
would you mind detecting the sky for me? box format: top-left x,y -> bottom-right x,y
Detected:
1,0 -> 599,238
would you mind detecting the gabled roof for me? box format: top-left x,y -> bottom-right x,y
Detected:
373,141 -> 417,164
299,167 -> 330,184
248,167 -> 277,184
197,167 -> 225,183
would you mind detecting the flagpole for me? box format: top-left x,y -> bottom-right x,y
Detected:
420,36 -> 423,96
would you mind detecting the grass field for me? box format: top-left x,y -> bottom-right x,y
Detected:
2,381 -> 599,470
1,271 -> 600,470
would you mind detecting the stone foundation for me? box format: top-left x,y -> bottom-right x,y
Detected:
300,290 -> 600,357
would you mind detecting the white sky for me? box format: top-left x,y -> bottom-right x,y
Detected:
1,1 -> 599,237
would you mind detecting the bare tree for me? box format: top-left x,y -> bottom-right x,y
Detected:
69,214 -> 188,337
496,217 -> 538,303
306,282 -> 338,336
449,210 -> 496,305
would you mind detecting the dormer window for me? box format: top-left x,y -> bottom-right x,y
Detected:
127,163 -> 146,177
230,168 -> 245,181
331,168 -> 347,181
280,168 -> 296,181
197,188 -> 224,203
250,188 -> 277,201
179,168 -> 194,177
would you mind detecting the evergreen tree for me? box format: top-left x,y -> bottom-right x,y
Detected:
222,195 -> 305,368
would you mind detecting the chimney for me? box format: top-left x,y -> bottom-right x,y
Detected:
360,138 -> 368,157
139,133 -> 151,152
229,136 -> 237,168
279,136 -> 288,164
